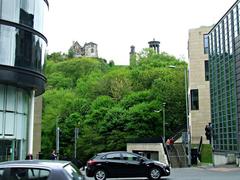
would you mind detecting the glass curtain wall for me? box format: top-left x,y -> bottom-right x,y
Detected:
0,0 -> 48,160
0,85 -> 29,161
208,1 -> 240,152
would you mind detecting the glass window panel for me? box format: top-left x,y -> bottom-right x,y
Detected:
204,34 -> 209,54
0,112 -> 3,135
105,153 -> 121,160
205,60 -> 209,81
0,26 -> 16,66
190,89 -> 199,110
17,91 -> 24,113
0,85 -> 4,110
0,0 -> 48,33
23,93 -> 29,114
0,0 -> 20,22
122,152 -> 139,161
16,114 -> 27,139
0,24 -> 47,73
6,86 -> 16,111
5,112 -> 14,135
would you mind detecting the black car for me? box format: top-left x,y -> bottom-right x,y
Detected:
0,160 -> 85,180
86,151 -> 170,180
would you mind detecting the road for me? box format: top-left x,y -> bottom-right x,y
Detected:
81,166 -> 240,180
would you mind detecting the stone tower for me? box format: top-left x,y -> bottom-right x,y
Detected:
148,38 -> 160,53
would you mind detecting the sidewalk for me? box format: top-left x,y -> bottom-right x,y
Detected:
197,163 -> 239,172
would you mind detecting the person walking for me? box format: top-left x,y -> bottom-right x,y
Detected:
166,138 -> 171,151
169,137 -> 174,151
25,154 -> 33,160
50,150 -> 57,160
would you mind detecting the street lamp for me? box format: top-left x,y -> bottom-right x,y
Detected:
169,65 -> 191,167
155,102 -> 166,142
56,116 -> 60,160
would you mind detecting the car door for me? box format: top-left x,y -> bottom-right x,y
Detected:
103,152 -> 122,178
121,152 -> 146,177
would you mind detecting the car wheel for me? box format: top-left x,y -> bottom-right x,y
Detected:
94,169 -> 106,180
148,167 -> 161,180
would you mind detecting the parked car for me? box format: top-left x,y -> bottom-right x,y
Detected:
0,160 -> 85,180
86,151 -> 170,180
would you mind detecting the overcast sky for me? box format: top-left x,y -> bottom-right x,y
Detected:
45,0 -> 237,65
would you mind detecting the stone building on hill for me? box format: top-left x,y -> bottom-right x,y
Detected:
69,41 -> 98,58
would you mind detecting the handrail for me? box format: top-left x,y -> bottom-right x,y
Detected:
171,128 -> 186,142
162,141 -> 171,166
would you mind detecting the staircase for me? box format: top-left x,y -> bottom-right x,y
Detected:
167,143 -> 188,168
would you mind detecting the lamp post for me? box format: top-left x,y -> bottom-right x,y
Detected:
155,102 -> 166,142
169,65 -> 191,167
56,116 -> 60,160
162,102 -> 166,142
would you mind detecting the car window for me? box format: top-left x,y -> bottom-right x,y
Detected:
64,163 -> 83,180
0,169 -> 3,178
0,168 -> 50,180
122,153 -> 139,161
105,153 -> 121,160
27,168 -> 50,179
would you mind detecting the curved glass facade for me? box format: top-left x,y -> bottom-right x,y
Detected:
0,0 -> 48,34
0,0 -> 48,160
0,0 -> 48,95
0,24 -> 46,73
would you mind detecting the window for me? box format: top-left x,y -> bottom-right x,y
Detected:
122,153 -> 139,161
64,164 -> 83,179
0,168 -> 50,179
105,153 -> 121,160
190,89 -> 199,110
205,60 -> 209,81
204,34 -> 209,54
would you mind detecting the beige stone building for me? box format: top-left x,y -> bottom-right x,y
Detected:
69,41 -> 98,58
188,26 -> 213,144
33,96 -> 43,158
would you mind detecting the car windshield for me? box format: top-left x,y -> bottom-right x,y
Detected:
64,164 -> 83,180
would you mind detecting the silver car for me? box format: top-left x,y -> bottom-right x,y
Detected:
0,160 -> 85,180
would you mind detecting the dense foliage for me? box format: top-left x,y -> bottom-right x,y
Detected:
42,49 -> 187,162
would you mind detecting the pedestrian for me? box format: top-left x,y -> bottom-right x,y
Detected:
169,137 -> 174,151
50,150 -> 57,160
25,154 -> 33,160
166,138 -> 170,151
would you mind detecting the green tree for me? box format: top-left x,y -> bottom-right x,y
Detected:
42,51 -> 187,161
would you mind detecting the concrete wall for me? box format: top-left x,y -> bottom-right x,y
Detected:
213,153 -> 236,166
127,143 -> 168,165
33,96 -> 42,158
188,26 -> 212,144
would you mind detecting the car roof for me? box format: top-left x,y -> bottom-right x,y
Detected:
97,151 -> 138,156
0,160 -> 70,169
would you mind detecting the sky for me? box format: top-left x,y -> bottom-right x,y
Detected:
45,0 -> 237,65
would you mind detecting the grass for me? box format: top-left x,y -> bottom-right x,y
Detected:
200,144 -> 212,163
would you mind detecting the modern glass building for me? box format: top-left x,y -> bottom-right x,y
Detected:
208,0 -> 240,165
0,0 -> 48,161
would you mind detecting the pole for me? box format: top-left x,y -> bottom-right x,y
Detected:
162,103 -> 166,142
56,127 -> 59,159
184,67 -> 191,167
28,90 -> 35,155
